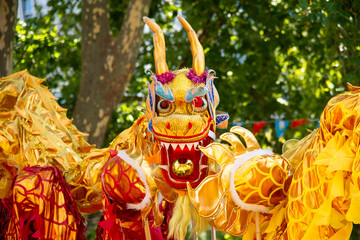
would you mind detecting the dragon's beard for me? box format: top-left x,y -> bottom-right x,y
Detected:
168,194 -> 208,240
157,135 -> 212,189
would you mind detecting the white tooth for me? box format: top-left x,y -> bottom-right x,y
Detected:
164,143 -> 170,150
158,165 -> 169,171
200,165 -> 208,170
193,142 -> 199,149
179,144 -> 185,150
185,143 -> 192,150
171,143 -> 178,149
161,142 -> 165,147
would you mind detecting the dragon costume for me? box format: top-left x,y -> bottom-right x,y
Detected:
0,15 -> 360,240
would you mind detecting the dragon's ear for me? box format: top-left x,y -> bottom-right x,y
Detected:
144,81 -> 156,133
206,76 -> 217,120
213,84 -> 220,108
147,81 -> 156,113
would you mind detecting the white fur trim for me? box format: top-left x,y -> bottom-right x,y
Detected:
229,149 -> 273,213
113,151 -> 152,210
157,192 -> 164,205
208,130 -> 216,140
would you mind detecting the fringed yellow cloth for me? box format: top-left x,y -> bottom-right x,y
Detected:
264,83 -> 360,240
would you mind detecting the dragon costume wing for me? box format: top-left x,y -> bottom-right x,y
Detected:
281,84 -> 360,240
260,84 -> 360,240
0,70 -> 108,211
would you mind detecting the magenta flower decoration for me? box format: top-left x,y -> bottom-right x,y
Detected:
156,71 -> 176,84
186,69 -> 208,84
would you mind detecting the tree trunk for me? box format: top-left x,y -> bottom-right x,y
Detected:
73,0 -> 151,147
0,0 -> 17,77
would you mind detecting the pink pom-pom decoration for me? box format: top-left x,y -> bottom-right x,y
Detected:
186,69 -> 208,84
156,71 -> 176,84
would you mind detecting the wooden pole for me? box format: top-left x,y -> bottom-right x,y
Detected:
144,217 -> 151,240
255,212 -> 261,240
211,226 -> 216,240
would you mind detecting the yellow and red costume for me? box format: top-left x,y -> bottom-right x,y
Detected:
0,16 -> 359,240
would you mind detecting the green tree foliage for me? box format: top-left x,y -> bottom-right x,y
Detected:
14,0 -> 360,151
12,0 -> 360,239
106,0 -> 360,152
14,1 -> 82,115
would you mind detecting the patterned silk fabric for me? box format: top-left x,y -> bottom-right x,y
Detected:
234,154 -> 291,208
4,166 -> 86,240
102,156 -> 147,204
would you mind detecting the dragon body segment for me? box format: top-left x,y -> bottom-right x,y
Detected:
0,16 -> 359,240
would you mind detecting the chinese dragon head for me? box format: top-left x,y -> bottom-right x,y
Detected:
142,16 -> 229,190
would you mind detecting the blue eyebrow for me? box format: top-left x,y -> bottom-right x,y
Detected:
155,81 -> 175,101
184,86 -> 208,102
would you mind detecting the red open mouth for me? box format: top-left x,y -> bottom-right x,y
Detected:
157,134 -> 213,190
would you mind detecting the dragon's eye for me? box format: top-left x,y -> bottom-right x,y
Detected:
158,99 -> 172,113
192,96 -> 207,112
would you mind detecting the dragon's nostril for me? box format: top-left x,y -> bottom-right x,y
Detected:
166,122 -> 171,129
188,122 -> 193,129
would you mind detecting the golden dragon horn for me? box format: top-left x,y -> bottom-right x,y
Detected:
143,17 -> 169,75
177,15 -> 205,76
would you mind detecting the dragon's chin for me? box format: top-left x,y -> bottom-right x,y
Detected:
157,135 -> 213,190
